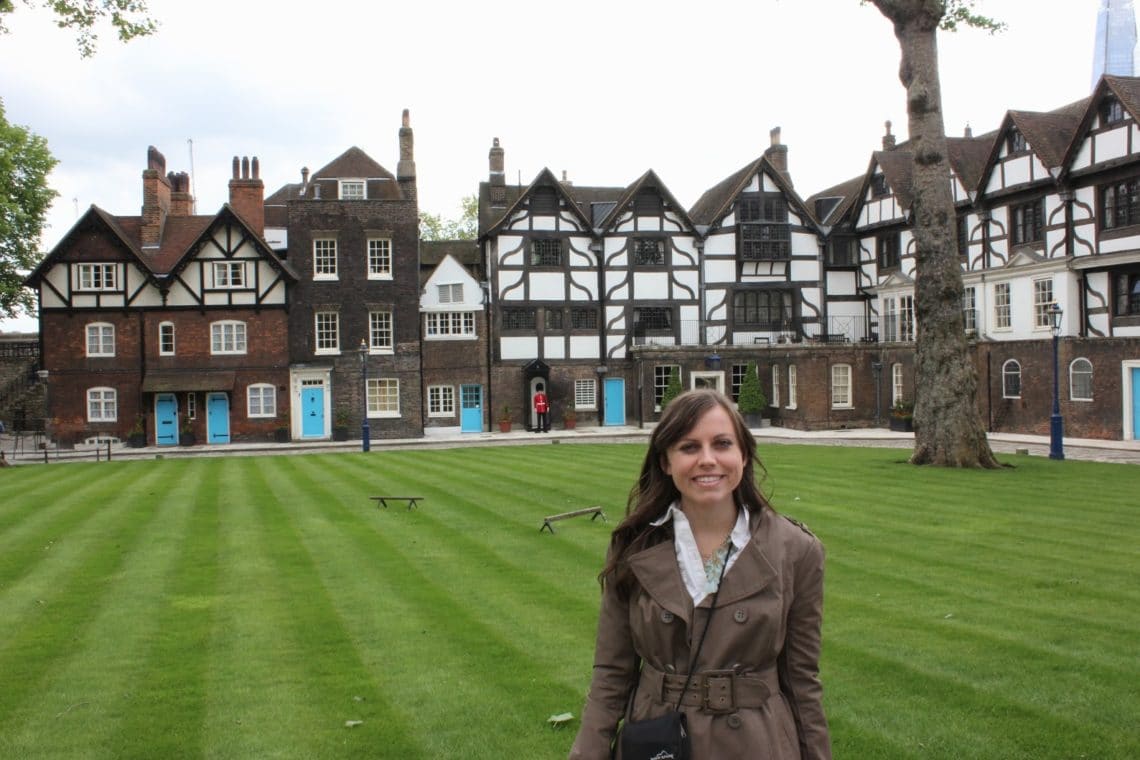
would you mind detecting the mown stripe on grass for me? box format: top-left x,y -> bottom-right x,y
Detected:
102,459 -> 223,758
0,464 -> 98,535
0,462 -> 174,743
260,455 -> 589,759
0,461 -> 204,759
199,456 -> 425,759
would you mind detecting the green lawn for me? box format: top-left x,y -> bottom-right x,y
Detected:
0,445 -> 1136,759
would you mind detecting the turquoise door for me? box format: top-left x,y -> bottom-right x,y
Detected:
206,392 -> 230,444
604,378 -> 625,426
1133,367 -> 1140,440
301,386 -> 324,438
460,385 -> 483,433
155,393 -> 178,446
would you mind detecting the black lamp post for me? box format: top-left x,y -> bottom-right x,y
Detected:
359,338 -> 371,452
1048,303 -> 1064,461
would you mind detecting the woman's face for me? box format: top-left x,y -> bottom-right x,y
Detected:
662,405 -> 745,514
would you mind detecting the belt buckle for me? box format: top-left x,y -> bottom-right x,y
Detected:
701,670 -> 735,714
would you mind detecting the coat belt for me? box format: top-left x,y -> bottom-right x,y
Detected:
640,663 -> 780,714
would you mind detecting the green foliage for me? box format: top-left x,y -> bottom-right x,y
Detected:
659,366 -> 682,410
0,100 -> 57,319
940,0 -> 1005,33
0,448 -> 1137,758
419,194 -> 478,240
0,0 -> 158,57
737,361 -> 766,414
891,399 -> 914,419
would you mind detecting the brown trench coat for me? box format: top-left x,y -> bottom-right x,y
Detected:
569,508 -> 831,760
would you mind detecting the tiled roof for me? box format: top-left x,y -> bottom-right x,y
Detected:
689,158 -> 761,227
596,169 -> 695,232
804,175 -> 864,227
312,146 -> 395,181
946,133 -> 996,194
1008,106 -> 1085,170
874,149 -> 916,209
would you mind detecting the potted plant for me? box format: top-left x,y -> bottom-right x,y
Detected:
333,409 -> 351,441
563,401 -> 577,430
179,415 -> 196,446
498,405 -> 512,433
889,400 -> 914,432
273,426 -> 290,443
127,416 -> 147,448
737,361 -> 767,428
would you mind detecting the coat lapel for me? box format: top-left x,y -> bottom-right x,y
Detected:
628,540 -> 694,625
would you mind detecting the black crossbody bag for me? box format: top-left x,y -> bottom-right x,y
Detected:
618,545 -> 733,760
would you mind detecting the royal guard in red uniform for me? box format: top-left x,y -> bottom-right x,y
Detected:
533,384 -> 550,433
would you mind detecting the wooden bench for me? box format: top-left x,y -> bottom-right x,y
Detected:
371,496 -> 423,511
541,506 -> 607,533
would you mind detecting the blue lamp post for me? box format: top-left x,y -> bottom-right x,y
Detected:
359,338 -> 371,452
1048,303 -> 1064,461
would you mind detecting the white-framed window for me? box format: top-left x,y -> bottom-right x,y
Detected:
1002,359 -> 1022,398
994,282 -> 1011,330
315,312 -> 340,354
86,322 -> 115,357
425,312 -> 475,338
574,379 -> 597,410
428,385 -> 455,417
787,365 -> 797,409
76,263 -> 117,291
962,286 -> 977,332
771,364 -> 780,407
211,320 -> 247,354
159,322 -> 175,355
1033,278 -> 1054,329
730,364 -> 747,402
247,383 -> 276,418
367,238 -> 392,279
367,378 -> 400,417
313,239 -> 338,279
213,261 -> 245,288
892,363 -> 904,407
438,283 -> 463,303
654,364 -> 680,411
1069,358 -> 1093,401
339,179 -> 366,200
369,310 -> 393,352
831,364 -> 853,409
87,387 -> 117,421
187,392 -> 196,420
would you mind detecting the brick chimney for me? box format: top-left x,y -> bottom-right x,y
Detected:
882,120 -> 897,150
168,171 -> 193,217
489,137 -> 506,207
764,126 -> 792,187
397,109 -> 417,203
228,155 -> 264,234
140,146 -> 171,247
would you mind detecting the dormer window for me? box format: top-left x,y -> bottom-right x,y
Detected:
531,187 -> 558,215
339,180 -> 366,200
1100,97 -> 1126,126
1006,127 -> 1027,154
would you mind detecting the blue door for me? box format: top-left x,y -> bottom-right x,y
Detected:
460,385 -> 483,433
604,377 -> 625,426
206,392 -> 230,444
1132,367 -> 1140,440
301,386 -> 325,438
155,393 -> 178,446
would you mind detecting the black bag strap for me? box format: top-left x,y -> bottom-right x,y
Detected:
627,543 -> 735,714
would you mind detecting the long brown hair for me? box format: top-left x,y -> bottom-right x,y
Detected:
600,388 -> 771,588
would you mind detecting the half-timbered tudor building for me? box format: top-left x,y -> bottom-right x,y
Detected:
26,147 -> 297,446
264,111 -> 422,441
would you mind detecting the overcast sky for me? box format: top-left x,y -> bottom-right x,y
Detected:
0,0 -> 1107,331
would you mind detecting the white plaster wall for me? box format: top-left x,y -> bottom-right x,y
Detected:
529,272 -> 564,299
422,256 -> 481,309
1098,234 -> 1140,254
497,270 -> 525,300
745,175 -> 761,193
790,260 -> 820,281
501,336 -> 539,360
680,304 -> 700,323
606,335 -> 627,359
498,236 -> 525,267
264,227 -> 287,249
531,215 -> 557,232
704,231 -> 735,256
704,259 -> 737,285
1095,128 -> 1129,163
1071,140 -> 1093,172
604,273 -> 629,300
567,271 -> 599,300
826,271 -> 858,296
543,336 -> 566,359
606,305 -> 625,328
632,272 -> 669,300
707,291 -> 728,322
569,335 -> 599,359
672,270 -> 700,297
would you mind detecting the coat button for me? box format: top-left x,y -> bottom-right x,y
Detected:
733,608 -> 748,623
661,611 -> 675,623
726,714 -> 742,729
664,664 -> 676,674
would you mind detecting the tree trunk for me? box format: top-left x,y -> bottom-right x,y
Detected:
872,0 -> 999,467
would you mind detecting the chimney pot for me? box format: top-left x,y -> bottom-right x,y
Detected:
232,156 -> 240,179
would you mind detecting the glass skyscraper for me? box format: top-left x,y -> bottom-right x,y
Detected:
1092,0 -> 1137,88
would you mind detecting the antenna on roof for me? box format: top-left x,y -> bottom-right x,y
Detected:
187,138 -> 197,214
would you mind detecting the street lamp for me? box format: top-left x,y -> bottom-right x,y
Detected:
1048,303 -> 1064,461
359,338 -> 371,452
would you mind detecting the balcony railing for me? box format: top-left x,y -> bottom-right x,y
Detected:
630,318 -> 870,348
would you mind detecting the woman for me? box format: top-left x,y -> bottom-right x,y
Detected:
569,389 -> 830,759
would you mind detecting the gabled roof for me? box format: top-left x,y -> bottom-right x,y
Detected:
804,175 -> 864,228
946,132 -> 998,196
479,168 -> 600,240
977,96 -> 1089,191
1061,75 -> 1140,171
420,239 -> 482,286
595,169 -> 697,233
873,149 -> 916,209
689,155 -> 816,233
312,146 -> 395,181
26,205 -> 166,286
165,204 -> 298,281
